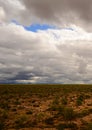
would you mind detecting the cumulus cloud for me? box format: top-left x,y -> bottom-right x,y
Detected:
0,0 -> 25,23
0,0 -> 92,83
0,23 -> 92,83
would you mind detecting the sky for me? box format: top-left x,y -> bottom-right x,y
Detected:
0,0 -> 92,84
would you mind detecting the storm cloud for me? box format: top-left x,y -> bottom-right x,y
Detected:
22,0 -> 92,24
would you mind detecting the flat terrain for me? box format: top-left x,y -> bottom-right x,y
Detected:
0,84 -> 92,130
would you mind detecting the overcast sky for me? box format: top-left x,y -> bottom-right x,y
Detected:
0,0 -> 92,84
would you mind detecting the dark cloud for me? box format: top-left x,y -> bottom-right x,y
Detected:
0,0 -> 92,30
7,71 -> 32,81
20,0 -> 92,30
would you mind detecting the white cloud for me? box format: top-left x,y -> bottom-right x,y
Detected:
0,7 -> 6,23
0,23 -> 92,83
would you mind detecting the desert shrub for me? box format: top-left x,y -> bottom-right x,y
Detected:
2,111 -> 8,119
85,94 -> 90,99
76,99 -> 83,106
61,97 -> 67,105
36,113 -> 44,122
78,109 -> 91,118
45,117 -> 54,125
23,118 -> 37,127
0,121 -> 4,130
57,105 -> 65,115
88,108 -> 92,113
56,123 -> 77,130
11,108 -> 17,112
0,101 -> 10,109
49,104 -> 59,111
49,103 -> 64,114
0,110 -> 8,130
56,123 -> 67,130
76,94 -> 84,106
14,99 -> 21,105
26,110 -> 33,115
81,109 -> 89,117
67,122 -> 78,129
0,110 -> 8,120
82,122 -> 92,130
53,96 -> 59,104
78,94 -> 84,100
87,123 -> 92,130
15,115 -> 28,128
63,107 -> 76,121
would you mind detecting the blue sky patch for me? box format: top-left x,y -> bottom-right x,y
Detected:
24,24 -> 57,32
12,20 -> 74,32
12,20 -> 57,32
